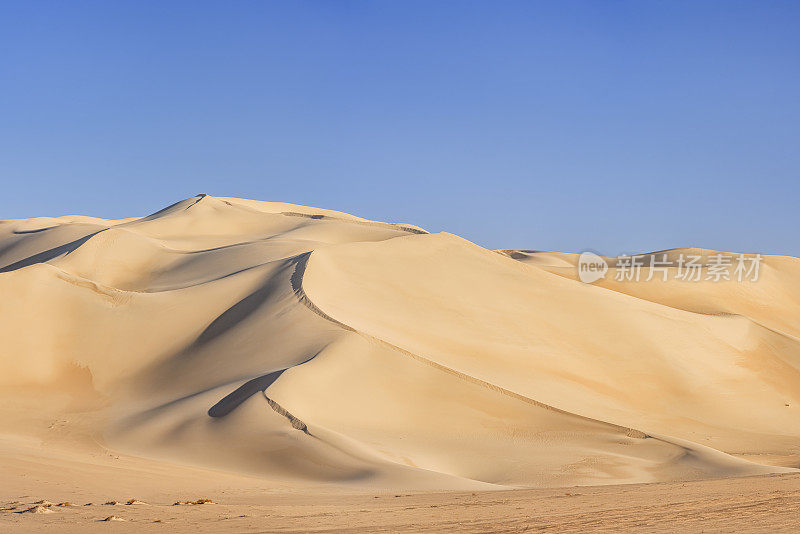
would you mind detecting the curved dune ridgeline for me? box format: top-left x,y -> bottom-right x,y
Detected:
1,195 -> 798,490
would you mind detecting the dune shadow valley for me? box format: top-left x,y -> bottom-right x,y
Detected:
2,195 -> 800,533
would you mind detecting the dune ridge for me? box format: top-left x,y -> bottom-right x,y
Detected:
290,251 -> 651,438
1,195 -> 798,492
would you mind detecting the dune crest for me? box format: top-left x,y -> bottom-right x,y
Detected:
1,195 -> 798,490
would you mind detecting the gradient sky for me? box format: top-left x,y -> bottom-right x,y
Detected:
1,1 -> 798,256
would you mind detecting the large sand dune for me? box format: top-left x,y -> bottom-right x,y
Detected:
1,195 -> 799,498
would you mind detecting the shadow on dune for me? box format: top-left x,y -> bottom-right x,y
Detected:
132,193 -> 207,223
12,226 -> 58,234
130,254 -> 330,406
0,231 -> 102,273
207,369 -> 285,417
190,269 -> 287,349
183,258 -> 306,353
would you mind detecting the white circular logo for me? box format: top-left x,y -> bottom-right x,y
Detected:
578,251 -> 608,284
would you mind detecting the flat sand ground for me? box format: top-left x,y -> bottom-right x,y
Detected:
3,467 -> 800,533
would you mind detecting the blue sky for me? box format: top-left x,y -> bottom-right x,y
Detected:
1,1 -> 798,255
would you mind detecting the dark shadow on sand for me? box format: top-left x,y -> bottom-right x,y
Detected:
0,231 -> 101,273
207,370 -> 286,417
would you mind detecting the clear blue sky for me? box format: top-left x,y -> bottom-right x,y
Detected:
1,1 -> 798,256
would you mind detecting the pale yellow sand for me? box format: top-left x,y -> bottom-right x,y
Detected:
1,195 -> 799,531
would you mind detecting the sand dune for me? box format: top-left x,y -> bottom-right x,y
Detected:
1,195 -> 798,500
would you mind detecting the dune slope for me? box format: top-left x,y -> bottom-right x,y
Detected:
0,195 -> 798,490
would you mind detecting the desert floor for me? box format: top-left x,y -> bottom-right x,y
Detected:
3,457 -> 800,533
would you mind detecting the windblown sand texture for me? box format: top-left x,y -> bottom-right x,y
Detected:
2,195 -> 799,531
